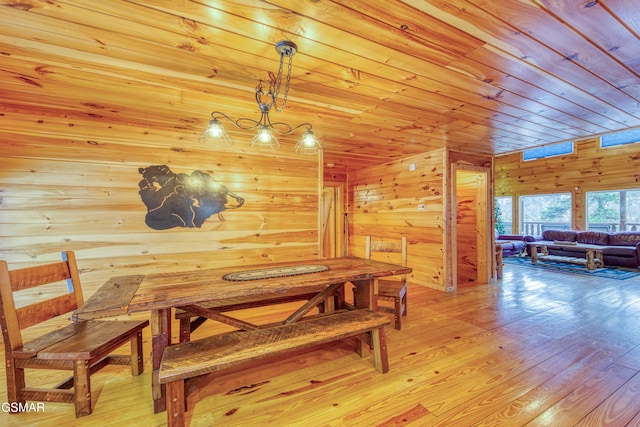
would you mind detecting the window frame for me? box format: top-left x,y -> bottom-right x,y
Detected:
586,189 -> 640,232
494,196 -> 513,235
519,192 -> 572,235
600,128 -> 640,149
522,141 -> 574,161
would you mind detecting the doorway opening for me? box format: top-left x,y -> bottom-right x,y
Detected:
452,166 -> 492,288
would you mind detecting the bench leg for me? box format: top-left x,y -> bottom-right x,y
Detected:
179,317 -> 191,343
355,332 -> 369,357
371,327 -> 389,373
166,379 -> 186,427
131,330 -> 144,376
151,308 -> 171,413
73,360 -> 92,417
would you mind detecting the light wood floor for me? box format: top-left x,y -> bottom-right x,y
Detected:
2,262 -> 640,426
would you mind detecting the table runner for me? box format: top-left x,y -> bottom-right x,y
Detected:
222,264 -> 330,281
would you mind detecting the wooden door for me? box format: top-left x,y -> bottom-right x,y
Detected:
322,186 -> 344,258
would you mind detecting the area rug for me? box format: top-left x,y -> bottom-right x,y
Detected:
503,256 -> 640,280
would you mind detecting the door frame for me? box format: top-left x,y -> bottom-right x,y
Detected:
450,163 -> 492,289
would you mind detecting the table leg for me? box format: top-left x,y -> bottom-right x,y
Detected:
586,249 -> 596,270
353,277 -> 379,311
595,249 -> 603,268
531,244 -> 538,264
151,308 -> 172,413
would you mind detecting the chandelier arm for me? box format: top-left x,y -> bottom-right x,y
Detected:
288,122 -> 313,133
209,111 -> 235,123
235,116 -> 263,131
264,120 -> 312,135
211,111 -> 262,131
280,122 -> 312,134
267,121 -> 299,135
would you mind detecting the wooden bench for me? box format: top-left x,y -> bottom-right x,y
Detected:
159,308 -> 390,427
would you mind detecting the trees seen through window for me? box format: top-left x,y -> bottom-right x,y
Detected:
587,190 -> 640,231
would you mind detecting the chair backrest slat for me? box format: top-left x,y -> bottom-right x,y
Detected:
9,261 -> 72,291
370,241 -> 403,253
365,236 -> 408,279
16,293 -> 78,330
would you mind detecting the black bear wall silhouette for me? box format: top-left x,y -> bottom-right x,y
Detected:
138,165 -> 244,230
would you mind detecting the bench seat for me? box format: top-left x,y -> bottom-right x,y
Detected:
159,308 -> 390,426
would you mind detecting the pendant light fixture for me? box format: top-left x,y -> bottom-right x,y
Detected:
198,41 -> 321,154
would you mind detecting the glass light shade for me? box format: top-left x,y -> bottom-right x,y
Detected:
198,118 -> 234,146
250,125 -> 280,150
294,129 -> 321,154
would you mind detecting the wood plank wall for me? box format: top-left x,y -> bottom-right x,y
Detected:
0,131 -> 321,300
349,149 -> 493,291
349,150 -> 448,290
495,137 -> 640,232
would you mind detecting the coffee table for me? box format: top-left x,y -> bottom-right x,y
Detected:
529,243 -> 603,271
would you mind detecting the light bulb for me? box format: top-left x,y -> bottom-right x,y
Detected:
198,117 -> 234,146
207,119 -> 223,137
303,131 -> 316,146
258,126 -> 272,143
294,129 -> 320,154
249,126 -> 280,150
209,126 -> 222,137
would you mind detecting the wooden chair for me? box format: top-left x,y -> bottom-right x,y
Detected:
0,251 -> 149,418
357,236 -> 408,330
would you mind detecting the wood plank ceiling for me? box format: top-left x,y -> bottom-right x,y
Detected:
1,0 -> 640,173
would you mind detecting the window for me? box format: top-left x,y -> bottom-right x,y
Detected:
586,190 -> 640,232
601,128 -> 640,149
520,193 -> 571,235
523,141 -> 573,161
495,196 -> 513,234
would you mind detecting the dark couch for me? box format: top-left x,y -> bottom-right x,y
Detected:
496,234 -> 535,256
528,229 -> 640,268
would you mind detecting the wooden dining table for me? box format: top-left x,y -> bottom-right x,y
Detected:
74,256 -> 412,413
